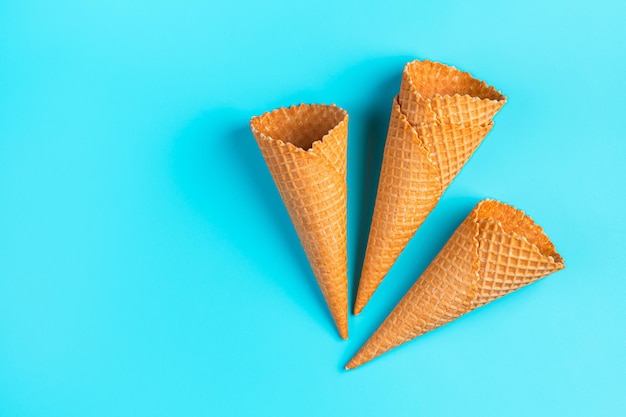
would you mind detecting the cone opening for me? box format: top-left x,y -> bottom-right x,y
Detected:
250,104 -> 347,151
404,60 -> 505,102
476,200 -> 564,263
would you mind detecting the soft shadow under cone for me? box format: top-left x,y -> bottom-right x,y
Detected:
354,60 -> 506,315
250,104 -> 349,339
347,199 -> 565,369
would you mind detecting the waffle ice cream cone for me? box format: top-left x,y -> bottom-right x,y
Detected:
354,60 -> 507,315
346,199 -> 565,369
250,104 -> 349,339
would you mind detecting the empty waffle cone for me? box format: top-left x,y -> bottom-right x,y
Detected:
354,98 -> 497,314
354,60 -> 506,315
250,104 -> 349,339
346,199 -> 565,369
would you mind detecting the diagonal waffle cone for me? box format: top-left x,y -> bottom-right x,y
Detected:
250,104 -> 349,339
346,199 -> 565,369
354,60 -> 506,315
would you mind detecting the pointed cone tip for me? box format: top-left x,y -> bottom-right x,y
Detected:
344,353 -> 363,370
339,327 -> 348,340
353,292 -> 367,315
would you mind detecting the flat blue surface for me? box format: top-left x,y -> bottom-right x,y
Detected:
1,1 -> 625,416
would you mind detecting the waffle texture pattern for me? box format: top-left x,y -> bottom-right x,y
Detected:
347,199 -> 565,369
250,104 -> 349,339
355,60 -> 507,315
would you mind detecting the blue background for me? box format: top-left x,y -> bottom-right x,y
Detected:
1,0 -> 624,416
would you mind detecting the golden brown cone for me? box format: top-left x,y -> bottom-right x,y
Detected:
355,60 -> 506,315
346,199 -> 565,369
250,104 -> 349,339
354,99 -> 441,315
354,97 -> 498,315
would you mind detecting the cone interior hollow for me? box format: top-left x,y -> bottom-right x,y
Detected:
405,60 -> 505,101
250,104 -> 347,151
477,199 -> 564,263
